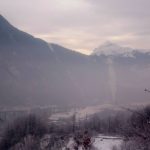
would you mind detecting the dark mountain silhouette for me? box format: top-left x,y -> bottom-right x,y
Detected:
0,15 -> 103,106
0,15 -> 150,107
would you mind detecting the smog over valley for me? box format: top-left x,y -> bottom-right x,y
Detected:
0,0 -> 150,150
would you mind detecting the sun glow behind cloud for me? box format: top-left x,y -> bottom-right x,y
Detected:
109,34 -> 135,42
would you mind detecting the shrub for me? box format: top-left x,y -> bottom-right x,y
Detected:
0,114 -> 47,150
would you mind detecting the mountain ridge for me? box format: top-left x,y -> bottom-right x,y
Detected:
0,15 -> 150,107
92,41 -> 150,57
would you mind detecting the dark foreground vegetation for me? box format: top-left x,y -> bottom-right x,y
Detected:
0,106 -> 150,150
118,106 -> 150,150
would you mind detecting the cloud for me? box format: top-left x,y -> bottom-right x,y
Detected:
0,0 -> 150,54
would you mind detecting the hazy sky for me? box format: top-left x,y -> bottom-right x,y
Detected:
0,0 -> 150,54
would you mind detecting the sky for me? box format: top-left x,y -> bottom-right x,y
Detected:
0,0 -> 150,55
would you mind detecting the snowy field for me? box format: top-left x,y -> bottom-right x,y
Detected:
65,135 -> 123,150
93,135 -> 123,150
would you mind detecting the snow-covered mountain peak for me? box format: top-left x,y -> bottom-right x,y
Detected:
92,41 -> 137,57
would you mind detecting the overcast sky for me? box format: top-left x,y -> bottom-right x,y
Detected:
0,0 -> 150,54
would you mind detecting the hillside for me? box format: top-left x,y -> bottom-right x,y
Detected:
0,15 -> 150,107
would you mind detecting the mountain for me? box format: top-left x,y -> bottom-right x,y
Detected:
91,42 -> 150,106
92,41 -> 150,67
0,15 -> 94,106
92,41 -> 150,57
0,15 -> 108,107
0,15 -> 150,107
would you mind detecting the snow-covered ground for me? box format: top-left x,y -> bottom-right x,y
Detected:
64,134 -> 122,150
93,135 -> 122,150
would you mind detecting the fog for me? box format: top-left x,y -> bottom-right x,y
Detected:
0,1 -> 150,150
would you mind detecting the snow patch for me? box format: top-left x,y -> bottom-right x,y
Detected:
92,41 -> 149,58
93,135 -> 123,150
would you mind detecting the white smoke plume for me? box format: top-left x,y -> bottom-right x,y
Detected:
107,57 -> 117,104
